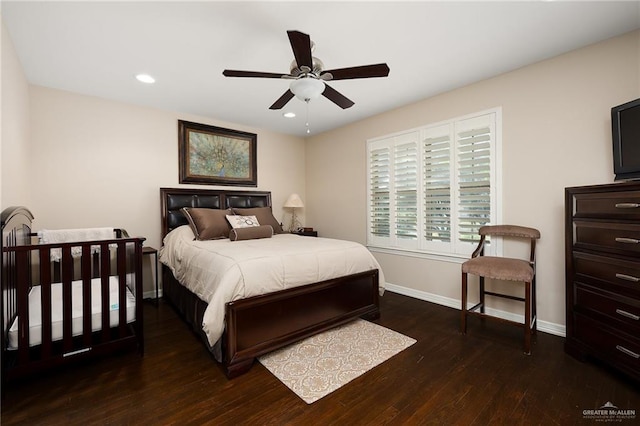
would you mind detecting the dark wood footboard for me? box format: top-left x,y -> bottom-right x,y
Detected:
224,269 -> 380,378
162,265 -> 380,378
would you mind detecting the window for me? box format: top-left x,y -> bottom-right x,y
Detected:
367,108 -> 501,259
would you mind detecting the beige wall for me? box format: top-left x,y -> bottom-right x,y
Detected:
25,87 -> 305,295
1,18 -> 31,208
28,86 -> 306,252
305,30 -> 640,334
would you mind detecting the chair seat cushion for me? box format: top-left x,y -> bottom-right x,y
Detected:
462,256 -> 534,282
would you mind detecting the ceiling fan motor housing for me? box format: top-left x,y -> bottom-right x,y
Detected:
290,56 -> 325,77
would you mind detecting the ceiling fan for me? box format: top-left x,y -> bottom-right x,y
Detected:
222,30 -> 390,110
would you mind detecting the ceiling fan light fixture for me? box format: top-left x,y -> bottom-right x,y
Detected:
290,78 -> 325,101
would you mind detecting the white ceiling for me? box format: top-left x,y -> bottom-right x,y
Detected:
3,1 -> 639,137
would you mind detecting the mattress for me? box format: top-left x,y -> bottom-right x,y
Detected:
159,225 -> 385,347
7,276 -> 136,350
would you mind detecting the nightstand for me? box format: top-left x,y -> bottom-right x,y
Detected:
291,230 -> 318,237
143,246 -> 159,303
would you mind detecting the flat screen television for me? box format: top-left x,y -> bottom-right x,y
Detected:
612,97 -> 640,181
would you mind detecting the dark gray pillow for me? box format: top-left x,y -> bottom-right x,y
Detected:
229,225 -> 274,241
232,207 -> 284,234
182,208 -> 232,240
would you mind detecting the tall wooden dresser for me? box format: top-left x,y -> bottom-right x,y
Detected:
565,181 -> 640,381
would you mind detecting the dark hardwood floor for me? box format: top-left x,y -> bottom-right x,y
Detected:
2,292 -> 639,425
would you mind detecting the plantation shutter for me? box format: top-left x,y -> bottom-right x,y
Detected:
423,127 -> 452,243
456,117 -> 493,245
367,108 -> 500,258
369,145 -> 391,238
394,140 -> 418,240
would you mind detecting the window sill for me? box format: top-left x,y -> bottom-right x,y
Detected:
367,246 -> 469,264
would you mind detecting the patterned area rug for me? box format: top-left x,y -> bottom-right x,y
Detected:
258,319 -> 416,404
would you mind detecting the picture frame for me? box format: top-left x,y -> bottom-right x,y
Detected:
178,120 -> 257,186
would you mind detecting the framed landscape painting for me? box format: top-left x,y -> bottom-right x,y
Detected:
178,120 -> 257,186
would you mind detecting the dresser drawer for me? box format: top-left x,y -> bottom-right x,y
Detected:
574,314 -> 640,374
574,283 -> 640,332
574,190 -> 640,219
574,221 -> 640,256
573,252 -> 640,297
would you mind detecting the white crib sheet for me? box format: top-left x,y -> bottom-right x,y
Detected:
7,276 -> 136,350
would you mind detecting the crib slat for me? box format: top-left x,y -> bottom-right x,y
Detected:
117,241 -> 127,336
61,245 -> 73,353
40,247 -> 53,360
134,241 -> 144,355
16,250 -> 30,365
100,243 -> 110,342
81,244 -> 92,347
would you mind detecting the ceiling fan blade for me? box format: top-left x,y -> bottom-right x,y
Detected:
287,30 -> 313,69
321,63 -> 390,81
322,84 -> 354,109
269,90 -> 295,110
223,69 -> 288,79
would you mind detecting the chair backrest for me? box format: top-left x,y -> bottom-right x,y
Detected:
474,225 -> 540,263
479,225 -> 540,240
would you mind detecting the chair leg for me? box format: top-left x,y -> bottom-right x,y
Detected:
524,280 -> 532,355
532,276 -> 537,336
479,276 -> 485,314
461,272 -> 468,334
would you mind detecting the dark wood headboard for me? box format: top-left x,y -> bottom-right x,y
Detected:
160,188 -> 272,239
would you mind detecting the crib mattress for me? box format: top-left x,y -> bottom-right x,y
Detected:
8,276 -> 136,350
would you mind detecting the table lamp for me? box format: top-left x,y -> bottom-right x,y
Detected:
284,193 -> 304,232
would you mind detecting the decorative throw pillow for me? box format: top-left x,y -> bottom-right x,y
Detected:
229,225 -> 274,241
232,207 -> 284,234
182,208 -> 232,240
226,214 -> 260,229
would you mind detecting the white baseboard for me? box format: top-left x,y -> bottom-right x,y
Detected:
143,289 -> 162,300
383,282 -> 566,337
143,283 -> 566,336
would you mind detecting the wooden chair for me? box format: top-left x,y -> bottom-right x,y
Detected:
461,225 -> 540,354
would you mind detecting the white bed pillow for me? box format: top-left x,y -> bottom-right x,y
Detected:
226,215 -> 260,229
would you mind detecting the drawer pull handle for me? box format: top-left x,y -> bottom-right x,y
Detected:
616,345 -> 640,359
616,308 -> 640,321
615,203 -> 640,209
615,237 -> 639,244
616,273 -> 640,282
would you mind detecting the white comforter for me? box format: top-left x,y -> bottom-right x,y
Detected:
159,226 -> 384,346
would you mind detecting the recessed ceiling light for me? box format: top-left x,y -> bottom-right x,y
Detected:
283,112 -> 296,118
135,74 -> 155,84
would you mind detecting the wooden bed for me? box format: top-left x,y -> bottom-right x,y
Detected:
1,206 -> 145,382
160,187 -> 380,378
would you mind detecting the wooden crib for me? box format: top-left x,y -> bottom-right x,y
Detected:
1,206 -> 145,382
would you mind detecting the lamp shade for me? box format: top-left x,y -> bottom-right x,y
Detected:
289,78 -> 325,101
284,193 -> 304,208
